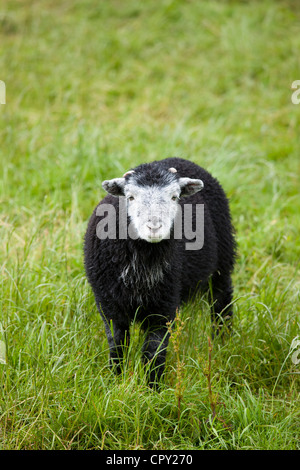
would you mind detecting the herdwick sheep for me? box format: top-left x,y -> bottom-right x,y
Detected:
84,157 -> 236,386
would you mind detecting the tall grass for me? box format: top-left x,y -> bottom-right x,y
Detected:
0,0 -> 299,449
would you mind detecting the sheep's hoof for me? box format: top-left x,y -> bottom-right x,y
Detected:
211,315 -> 233,340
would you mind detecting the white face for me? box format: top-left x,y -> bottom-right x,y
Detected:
102,170 -> 203,244
124,181 -> 180,243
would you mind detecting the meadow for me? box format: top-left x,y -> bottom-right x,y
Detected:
0,0 -> 299,450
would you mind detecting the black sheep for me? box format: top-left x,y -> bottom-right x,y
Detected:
84,157 -> 236,386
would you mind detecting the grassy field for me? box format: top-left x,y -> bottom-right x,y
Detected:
0,0 -> 299,450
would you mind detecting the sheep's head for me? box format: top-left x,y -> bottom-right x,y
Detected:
102,165 -> 203,243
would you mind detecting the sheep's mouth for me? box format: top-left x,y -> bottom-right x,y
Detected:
145,226 -> 164,243
147,236 -> 163,243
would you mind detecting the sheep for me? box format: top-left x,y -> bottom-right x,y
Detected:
84,157 -> 236,386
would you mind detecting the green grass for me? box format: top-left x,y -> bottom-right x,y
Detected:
0,0 -> 299,450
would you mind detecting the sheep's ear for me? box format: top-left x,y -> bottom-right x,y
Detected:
179,177 -> 204,197
102,178 -> 126,197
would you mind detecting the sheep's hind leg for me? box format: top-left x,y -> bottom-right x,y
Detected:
209,272 -> 234,338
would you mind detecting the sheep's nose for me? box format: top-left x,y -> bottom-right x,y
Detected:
147,224 -> 162,233
147,216 -> 162,231
148,215 -> 159,225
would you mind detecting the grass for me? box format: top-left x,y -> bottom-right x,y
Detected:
0,0 -> 299,450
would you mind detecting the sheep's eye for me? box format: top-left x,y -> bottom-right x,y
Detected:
128,195 -> 135,201
172,195 -> 178,201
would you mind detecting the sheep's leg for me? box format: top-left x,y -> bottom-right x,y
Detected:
142,325 -> 170,387
209,272 -> 233,338
103,320 -> 130,374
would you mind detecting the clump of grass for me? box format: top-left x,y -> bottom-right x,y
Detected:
203,337 -> 231,431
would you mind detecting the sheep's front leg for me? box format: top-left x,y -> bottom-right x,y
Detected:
142,325 -> 170,387
103,320 -> 130,375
